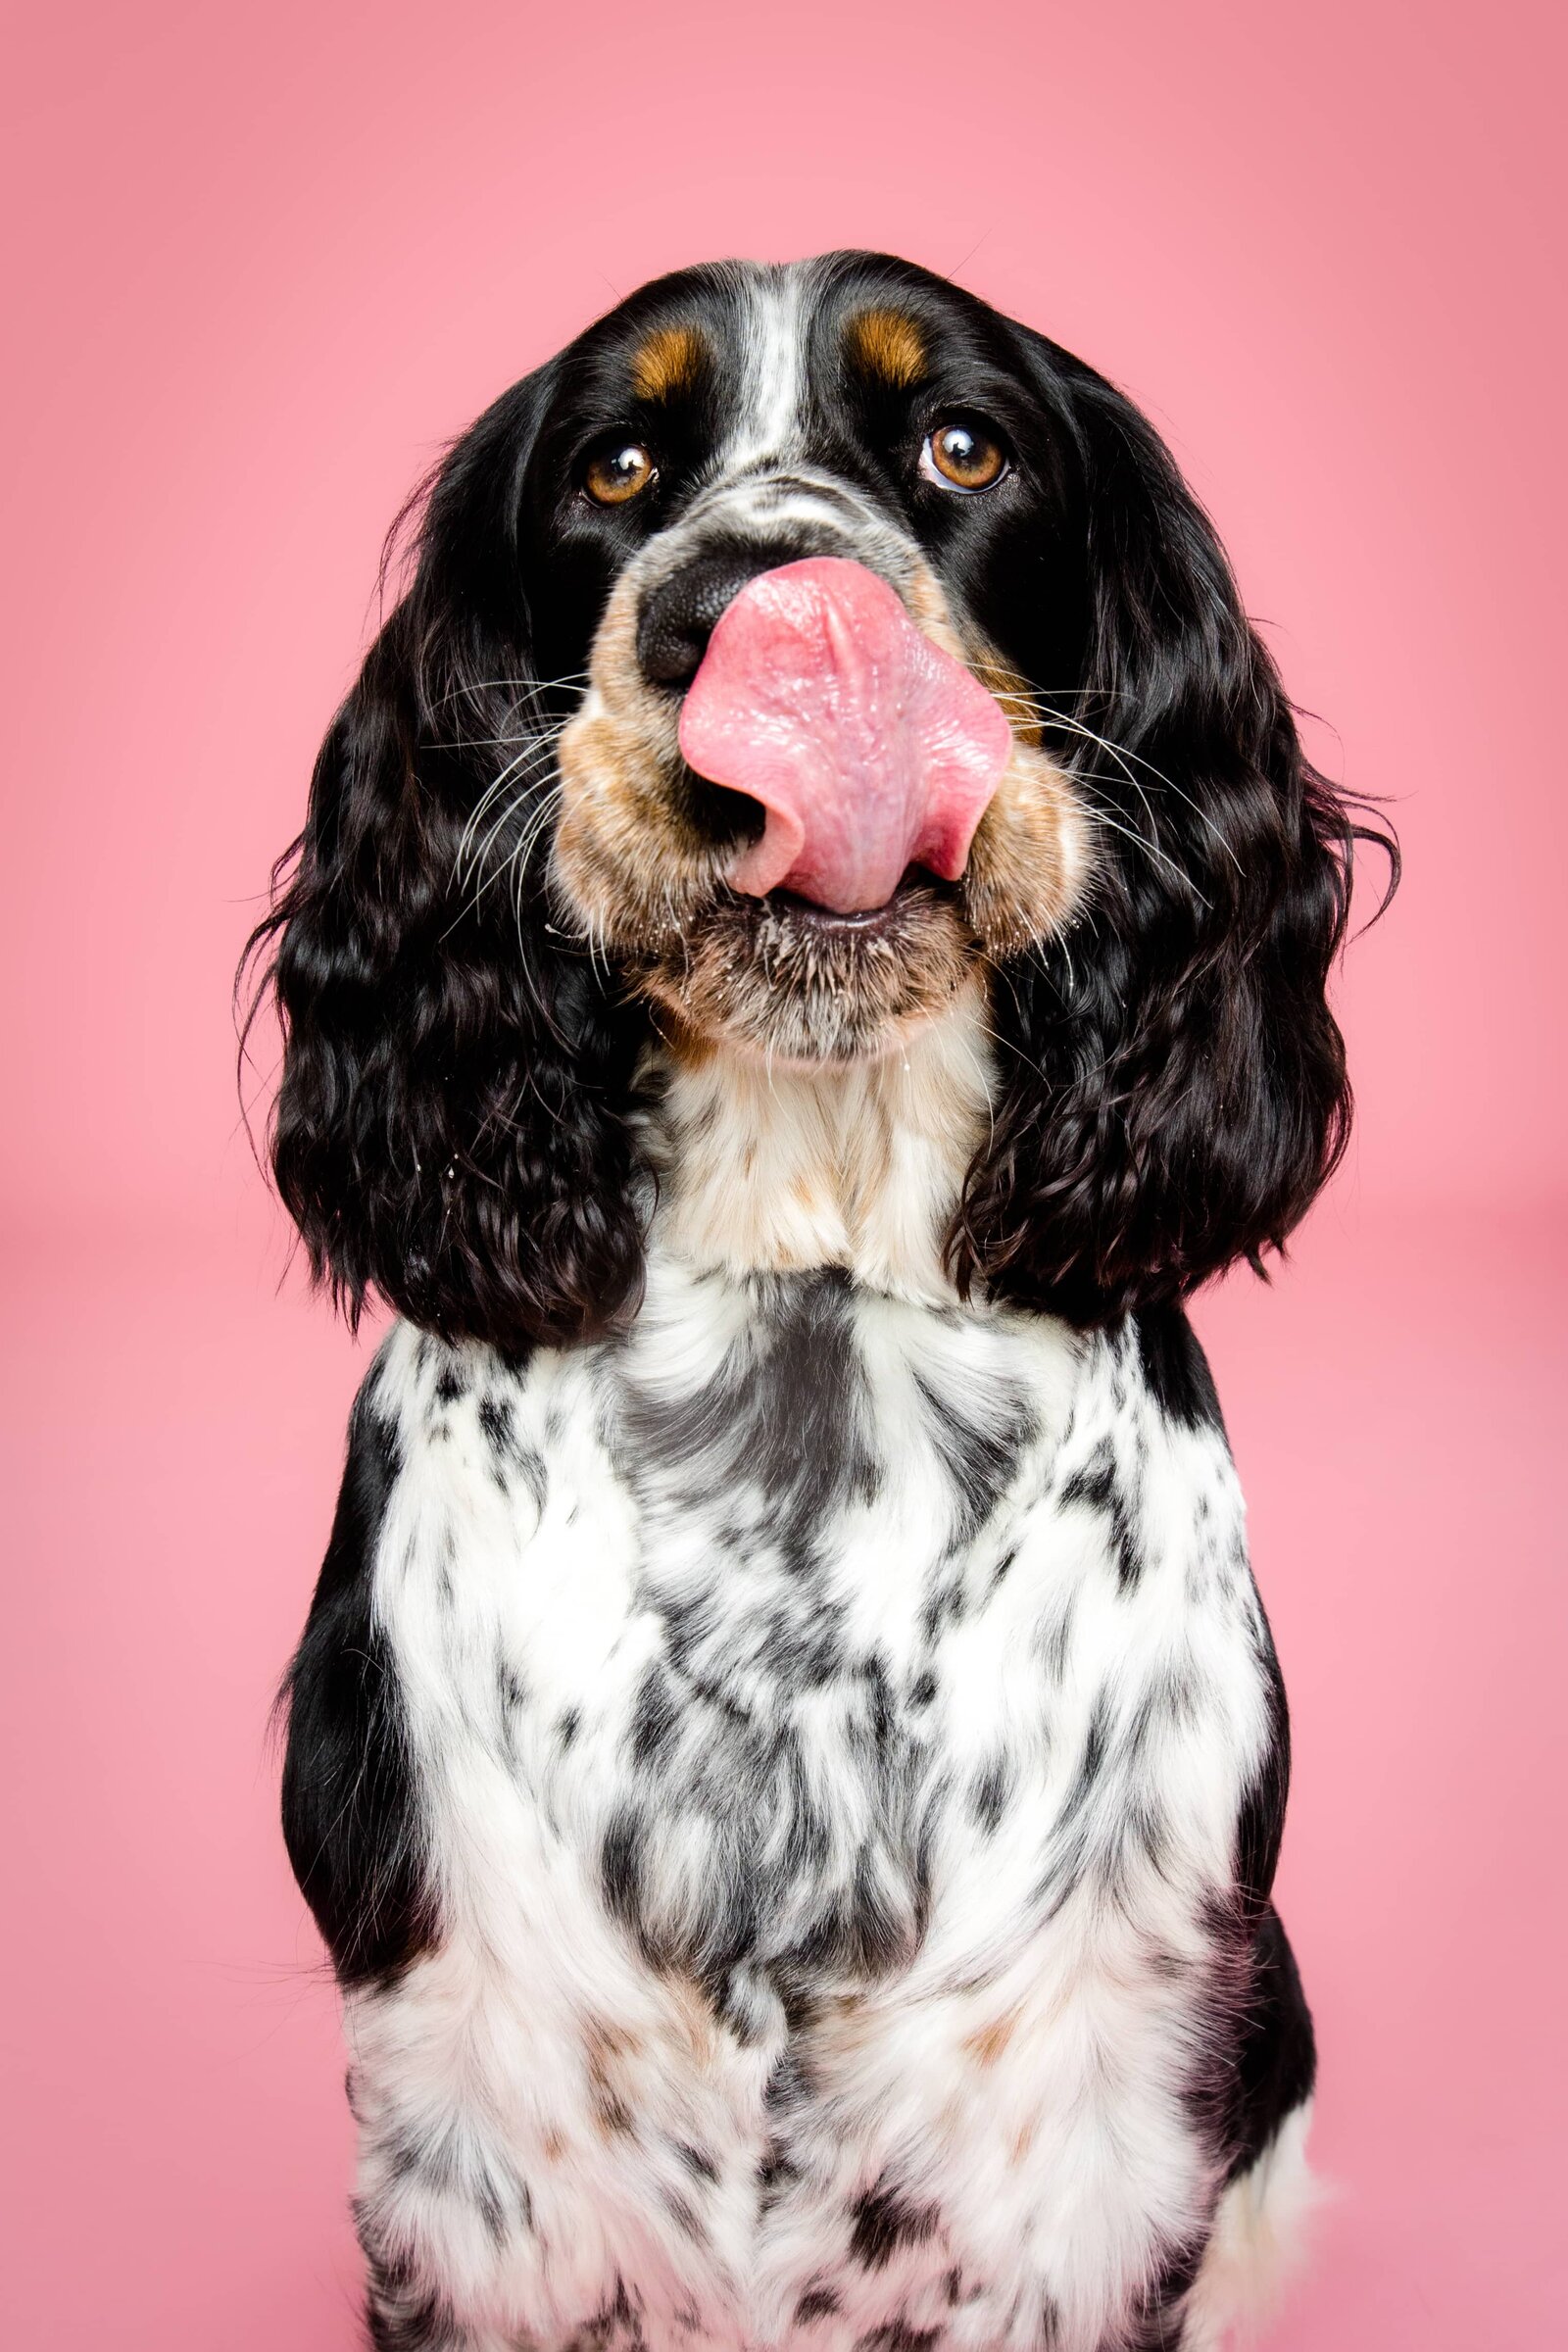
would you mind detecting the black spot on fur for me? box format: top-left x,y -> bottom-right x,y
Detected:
1134,1306 -> 1226,1436
718,1964 -> 785,2046
380,2119 -> 527,2249
1228,1904 -> 1317,2179
789,1849 -> 925,1982
629,1666 -> 679,1767
764,2043 -> 811,2111
567,2279 -> 647,2352
849,2178 -> 940,2270
592,1476 -> 928,2005
1235,1608 -> 1291,1918
1059,1438 -> 1115,1515
1123,1671 -> 1197,1771
1040,1602 -> 1074,1682
663,2189 -> 704,2240
1125,2235 -> 1205,2348
478,1391 -> 513,1452
794,2285 -> 842,2324
758,2144 -> 799,2203
600,1810 -> 645,1930
1059,1439 -> 1145,1590
475,1388 -> 547,1506
365,2254 -> 459,2352
919,1577 -> 967,1643
854,2326 -> 941,2352
280,1380 -> 438,1987
1060,1695 -> 1110,1827
616,1269 -> 880,1576
971,1758 -> 1010,1834
914,1371 -> 1036,1539
1124,1795 -> 1171,1876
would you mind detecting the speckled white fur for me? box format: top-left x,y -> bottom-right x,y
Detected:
331,1000 -> 1314,2352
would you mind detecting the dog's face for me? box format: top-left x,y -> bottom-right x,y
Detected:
525,257 -> 1090,1060
249,253 -> 1383,1346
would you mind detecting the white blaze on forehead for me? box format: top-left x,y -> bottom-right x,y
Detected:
693,265 -> 899,552
725,264 -> 810,472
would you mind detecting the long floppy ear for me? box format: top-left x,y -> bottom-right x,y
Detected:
242,374 -> 647,1350
952,349 -> 1396,1326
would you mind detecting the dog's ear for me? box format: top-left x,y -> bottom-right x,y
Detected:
243,371 -> 647,1351
952,346 -> 1396,1325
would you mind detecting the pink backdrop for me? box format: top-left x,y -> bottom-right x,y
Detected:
3,2 -> 1564,2342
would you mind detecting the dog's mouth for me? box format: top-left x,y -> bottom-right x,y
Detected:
551,553 -> 1088,1062
754,876 -> 951,935
712,869 -> 966,981
633,867 -> 974,1066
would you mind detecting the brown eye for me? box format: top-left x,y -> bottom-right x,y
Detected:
922,418 -> 1007,493
584,441 -> 657,505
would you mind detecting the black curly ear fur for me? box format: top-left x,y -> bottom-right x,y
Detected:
950,346 -> 1397,1324
241,371 -> 648,1351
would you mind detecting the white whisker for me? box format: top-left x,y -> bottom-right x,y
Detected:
985,665 -> 1246,876
456,730 -> 569,879
1076,793 -> 1211,906
429,671 -> 590,714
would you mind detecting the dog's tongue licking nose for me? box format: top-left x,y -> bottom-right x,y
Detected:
678,556 -> 1011,914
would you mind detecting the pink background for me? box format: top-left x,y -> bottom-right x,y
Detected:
3,2 -> 1564,2341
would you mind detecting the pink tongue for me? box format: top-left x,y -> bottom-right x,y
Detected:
677,556 -> 1011,913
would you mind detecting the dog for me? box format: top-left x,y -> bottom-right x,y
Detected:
249,251 -> 1390,2351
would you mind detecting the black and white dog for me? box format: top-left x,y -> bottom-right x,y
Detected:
251,253 -> 1388,2351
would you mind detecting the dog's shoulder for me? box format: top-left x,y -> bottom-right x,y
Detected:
280,1331 -> 441,1987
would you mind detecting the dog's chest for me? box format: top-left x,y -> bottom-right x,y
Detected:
354,1261 -> 1271,2349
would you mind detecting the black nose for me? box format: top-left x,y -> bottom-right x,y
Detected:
637,543 -> 800,692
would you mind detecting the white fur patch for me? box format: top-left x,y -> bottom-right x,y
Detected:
642,975 -> 995,1303
1182,2104 -> 1321,2349
729,266 -> 808,472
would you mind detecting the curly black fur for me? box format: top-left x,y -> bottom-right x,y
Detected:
946,341 -> 1396,1321
242,370 -> 649,1348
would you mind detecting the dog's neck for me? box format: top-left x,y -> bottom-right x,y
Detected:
642,978 -> 995,1305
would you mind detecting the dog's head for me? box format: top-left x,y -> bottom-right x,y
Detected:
248,252 -> 1388,1345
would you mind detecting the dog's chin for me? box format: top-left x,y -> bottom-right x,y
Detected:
632,873 -> 978,1066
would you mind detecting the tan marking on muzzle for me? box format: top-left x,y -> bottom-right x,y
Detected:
553,574 -> 733,950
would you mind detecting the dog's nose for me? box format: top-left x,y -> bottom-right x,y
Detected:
637,545 -> 799,692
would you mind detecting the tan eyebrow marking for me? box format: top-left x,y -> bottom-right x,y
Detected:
845,307 -> 927,391
631,323 -> 708,403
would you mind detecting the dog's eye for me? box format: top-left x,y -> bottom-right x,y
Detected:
584,441 -> 658,505
921,418 -> 1008,493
